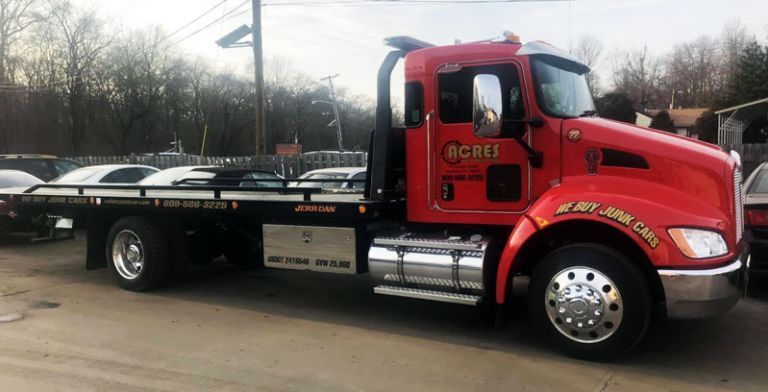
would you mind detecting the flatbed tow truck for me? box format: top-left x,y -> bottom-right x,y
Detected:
1,33 -> 748,359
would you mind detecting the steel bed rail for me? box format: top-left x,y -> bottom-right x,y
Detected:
22,183 -> 326,201
20,178 -> 368,202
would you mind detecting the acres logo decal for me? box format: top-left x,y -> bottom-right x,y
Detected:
441,140 -> 500,164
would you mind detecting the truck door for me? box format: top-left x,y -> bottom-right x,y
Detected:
430,62 -> 530,212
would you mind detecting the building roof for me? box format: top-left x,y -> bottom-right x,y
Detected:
646,108 -> 708,127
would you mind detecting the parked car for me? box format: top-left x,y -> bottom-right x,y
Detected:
744,162 -> 768,274
50,164 -> 159,185
0,155 -> 83,182
290,167 -> 366,189
172,167 -> 283,188
0,170 -> 48,235
138,166 -> 216,186
0,169 -> 44,189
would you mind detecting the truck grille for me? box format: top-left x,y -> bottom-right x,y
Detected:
734,168 -> 743,241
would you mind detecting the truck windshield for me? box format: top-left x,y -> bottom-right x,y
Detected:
531,56 -> 595,118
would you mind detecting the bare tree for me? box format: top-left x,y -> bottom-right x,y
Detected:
573,35 -> 603,95
0,0 -> 42,83
664,36 -> 722,108
46,0 -> 110,154
287,72 -> 314,144
0,4 -> 380,156
97,28 -> 166,153
720,19 -> 753,101
611,46 -> 663,109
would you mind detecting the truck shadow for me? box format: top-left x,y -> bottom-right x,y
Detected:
13,233 -> 765,389
133,260 -> 768,388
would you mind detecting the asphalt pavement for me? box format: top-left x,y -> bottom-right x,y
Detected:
0,234 -> 766,391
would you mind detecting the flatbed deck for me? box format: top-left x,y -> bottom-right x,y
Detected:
3,184 -> 402,223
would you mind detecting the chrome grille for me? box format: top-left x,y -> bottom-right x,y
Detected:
734,168 -> 743,241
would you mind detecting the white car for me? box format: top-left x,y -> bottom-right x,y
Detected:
50,164 -> 159,185
137,166 -> 215,186
0,170 -> 44,189
291,167 -> 366,189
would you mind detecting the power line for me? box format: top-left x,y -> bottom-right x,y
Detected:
162,0 -> 250,51
151,0 -> 231,49
0,0 -> 568,90
0,0 -> 238,90
262,0 -> 569,5
99,0 -> 151,27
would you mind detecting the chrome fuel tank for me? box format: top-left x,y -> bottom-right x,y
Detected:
368,234 -> 490,295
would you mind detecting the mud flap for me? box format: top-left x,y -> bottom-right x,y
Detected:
86,218 -> 110,270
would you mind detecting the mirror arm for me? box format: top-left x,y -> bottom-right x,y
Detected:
509,133 -> 543,168
501,116 -> 544,168
503,116 -> 545,128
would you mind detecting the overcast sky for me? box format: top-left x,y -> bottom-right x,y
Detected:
83,0 -> 768,100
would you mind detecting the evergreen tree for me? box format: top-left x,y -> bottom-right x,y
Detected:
693,111 -> 717,142
649,111 -> 676,133
730,40 -> 768,103
595,92 -> 637,124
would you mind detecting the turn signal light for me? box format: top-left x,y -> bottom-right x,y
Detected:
747,209 -> 768,226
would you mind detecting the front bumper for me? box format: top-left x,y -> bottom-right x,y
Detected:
658,245 -> 749,319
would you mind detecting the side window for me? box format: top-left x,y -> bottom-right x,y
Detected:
404,82 -> 423,127
53,160 -> 82,175
125,169 -> 148,183
350,172 -> 366,189
19,159 -> 53,181
438,64 -> 525,125
101,169 -> 127,183
140,168 -> 157,178
102,168 -> 144,183
0,160 -> 19,171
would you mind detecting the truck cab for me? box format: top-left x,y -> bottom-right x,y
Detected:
367,34 -> 748,358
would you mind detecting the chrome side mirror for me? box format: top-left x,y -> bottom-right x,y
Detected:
473,74 -> 504,138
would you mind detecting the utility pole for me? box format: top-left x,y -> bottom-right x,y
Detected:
252,0 -> 265,155
320,74 -> 344,151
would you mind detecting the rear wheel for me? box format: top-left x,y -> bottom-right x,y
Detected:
527,243 -> 651,360
107,217 -> 170,291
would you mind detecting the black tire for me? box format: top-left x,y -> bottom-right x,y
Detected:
106,217 -> 170,292
527,243 -> 652,360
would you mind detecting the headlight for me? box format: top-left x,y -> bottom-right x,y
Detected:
667,228 -> 728,259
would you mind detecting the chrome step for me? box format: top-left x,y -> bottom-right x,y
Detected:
373,285 -> 482,306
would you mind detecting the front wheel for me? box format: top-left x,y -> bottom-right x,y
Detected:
527,243 -> 651,360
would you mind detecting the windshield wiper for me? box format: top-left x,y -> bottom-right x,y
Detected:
578,110 -> 598,117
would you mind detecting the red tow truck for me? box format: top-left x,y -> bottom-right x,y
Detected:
1,33 -> 748,359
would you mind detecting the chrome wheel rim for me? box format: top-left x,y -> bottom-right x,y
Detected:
112,230 -> 145,280
545,266 -> 623,344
